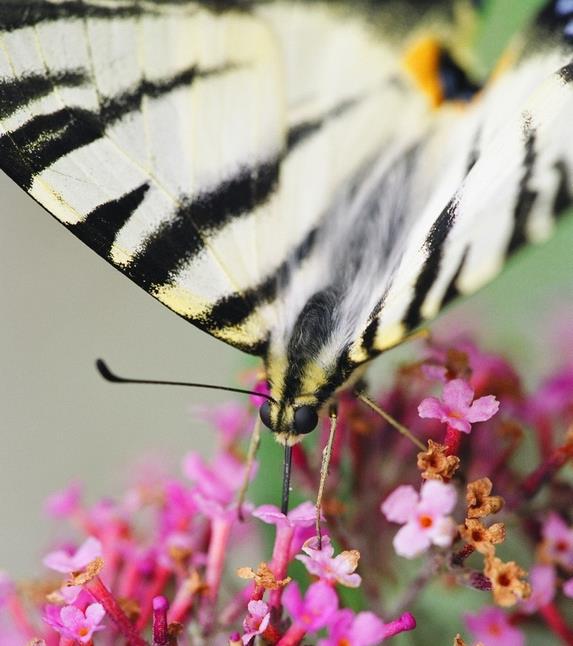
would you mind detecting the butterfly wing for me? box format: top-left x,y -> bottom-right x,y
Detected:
348,5 -> 573,362
0,2 -> 288,354
0,1 -> 444,355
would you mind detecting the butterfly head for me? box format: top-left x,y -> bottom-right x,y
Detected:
258,398 -> 319,444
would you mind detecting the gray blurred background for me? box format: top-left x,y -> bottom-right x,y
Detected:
2,166 -> 573,577
0,171 -> 247,576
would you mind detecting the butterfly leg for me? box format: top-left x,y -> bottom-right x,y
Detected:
315,405 -> 338,548
357,392 -> 425,450
237,415 -> 262,521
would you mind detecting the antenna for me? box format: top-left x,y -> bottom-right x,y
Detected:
95,359 -> 276,403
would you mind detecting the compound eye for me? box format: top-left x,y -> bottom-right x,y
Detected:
259,401 -> 273,430
293,406 -> 318,435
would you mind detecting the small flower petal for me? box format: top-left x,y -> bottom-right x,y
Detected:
417,396 -> 447,420
393,521 -> 431,558
443,379 -> 474,410
466,395 -> 500,423
381,485 -> 418,523
419,480 -> 457,516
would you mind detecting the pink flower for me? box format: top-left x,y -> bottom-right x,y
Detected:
60,585 -> 93,606
465,606 -> 524,646
282,581 -> 338,632
421,364 -> 448,383
253,501 -> 318,529
253,502 -> 321,564
381,480 -> 457,558
563,578 -> 573,597
296,536 -> 361,588
43,602 -> 106,643
318,609 -> 416,646
43,536 -> 102,574
159,480 -> 197,535
192,402 -> 252,445
250,379 -> 271,407
529,367 -> 573,417
542,512 -> 573,569
242,600 -> 270,644
183,451 -> 246,506
418,379 -> 499,433
44,482 -> 82,519
520,565 -> 555,613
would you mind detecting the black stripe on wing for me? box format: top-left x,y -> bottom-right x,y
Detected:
506,116 -> 537,256
0,63 -> 231,189
402,197 -> 458,331
286,94 -> 364,153
99,64 -> 231,124
205,226 -> 319,329
0,107 -> 105,189
0,0 -> 254,32
0,69 -> 89,119
126,158 -> 280,289
69,183 -> 151,257
554,160 -> 573,216
0,1 -> 145,31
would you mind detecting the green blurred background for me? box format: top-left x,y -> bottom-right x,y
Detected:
0,0 -> 572,643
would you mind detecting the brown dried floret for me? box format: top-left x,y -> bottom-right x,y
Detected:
459,519 -> 506,555
453,635 -> 484,646
237,562 -> 291,590
466,478 -> 504,518
484,554 -> 531,607
417,439 -> 461,480
67,557 -> 104,586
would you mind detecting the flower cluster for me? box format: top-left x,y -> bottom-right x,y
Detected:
1,330 -> 573,644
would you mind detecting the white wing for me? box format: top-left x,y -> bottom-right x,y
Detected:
0,0 -> 437,355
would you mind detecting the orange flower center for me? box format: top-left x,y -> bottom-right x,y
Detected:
419,515 -> 433,529
78,627 -> 90,637
472,529 -> 484,542
488,622 -> 502,636
338,639 -> 351,646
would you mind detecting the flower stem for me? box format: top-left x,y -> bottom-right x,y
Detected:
168,576 -> 199,624
539,603 -> 573,646
276,624 -> 306,646
85,575 -> 145,646
7,593 -> 38,639
269,525 -> 294,609
205,517 -> 233,603
520,440 -> 573,499
444,425 -> 462,456
199,516 -> 233,631
152,596 -> 169,646
382,612 -> 416,639
136,565 -> 171,632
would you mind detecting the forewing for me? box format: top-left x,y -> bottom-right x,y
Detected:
0,1 -> 289,353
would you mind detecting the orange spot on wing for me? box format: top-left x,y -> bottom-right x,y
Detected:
403,37 -> 443,108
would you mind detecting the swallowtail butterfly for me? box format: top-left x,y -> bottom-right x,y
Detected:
1,1 -> 572,460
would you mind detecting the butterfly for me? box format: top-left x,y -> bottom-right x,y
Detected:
0,1 -> 572,489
